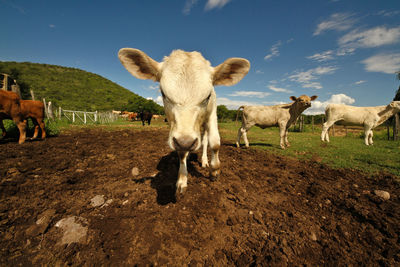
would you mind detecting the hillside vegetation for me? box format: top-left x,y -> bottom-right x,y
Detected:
0,61 -> 163,113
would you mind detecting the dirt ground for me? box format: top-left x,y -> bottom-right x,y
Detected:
1,128 -> 399,266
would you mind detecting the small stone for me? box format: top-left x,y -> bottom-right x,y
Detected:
122,200 -> 129,205
90,195 -> 105,207
106,154 -> 116,160
131,167 -> 139,176
310,232 -> 317,241
249,211 -> 254,215
75,169 -> 84,173
55,216 -> 88,245
124,192 -> 129,197
374,190 -> 390,200
102,199 -> 113,207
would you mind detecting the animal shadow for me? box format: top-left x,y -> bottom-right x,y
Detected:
134,151 -> 203,205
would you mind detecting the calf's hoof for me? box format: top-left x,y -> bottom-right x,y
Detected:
210,169 -> 220,182
176,185 -> 187,195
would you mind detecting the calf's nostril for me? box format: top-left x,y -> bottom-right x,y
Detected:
173,136 -> 198,151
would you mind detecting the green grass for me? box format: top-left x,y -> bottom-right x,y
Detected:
219,122 -> 400,176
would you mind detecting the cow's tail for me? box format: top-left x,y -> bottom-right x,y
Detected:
235,106 -> 245,125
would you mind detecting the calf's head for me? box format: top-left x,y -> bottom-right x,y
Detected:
290,95 -> 318,109
119,48 -> 250,151
389,101 -> 400,111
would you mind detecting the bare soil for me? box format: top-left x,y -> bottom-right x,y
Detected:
1,128 -> 399,266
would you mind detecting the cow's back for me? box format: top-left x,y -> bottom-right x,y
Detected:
20,100 -> 45,119
326,104 -> 384,125
243,105 -> 289,128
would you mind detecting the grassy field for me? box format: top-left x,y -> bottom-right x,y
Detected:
3,118 -> 400,176
219,121 -> 400,176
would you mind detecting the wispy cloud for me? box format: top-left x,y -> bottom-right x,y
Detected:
354,80 -> 366,85
205,0 -> 232,10
156,95 -> 163,105
255,70 -> 264,74
2,0 -> 26,14
361,53 -> 400,74
313,13 -> 357,36
339,26 -> 400,49
305,94 -> 355,115
147,84 -> 158,90
307,50 -> 335,62
49,24 -> 56,28
268,85 -> 293,93
377,10 -> 400,17
183,0 -> 198,15
264,41 -> 282,61
289,66 -> 337,89
229,91 -> 271,98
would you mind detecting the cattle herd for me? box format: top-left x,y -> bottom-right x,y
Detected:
118,47 -> 400,194
0,48 -> 399,195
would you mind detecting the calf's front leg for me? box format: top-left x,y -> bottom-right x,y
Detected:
176,151 -> 189,194
208,114 -> 221,180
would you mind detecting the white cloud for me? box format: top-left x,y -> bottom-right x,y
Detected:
217,97 -> 260,109
362,53 -> 400,74
229,91 -> 271,98
255,70 -> 264,74
339,26 -> 400,49
305,93 -> 355,115
49,24 -> 56,28
205,0 -> 231,10
264,41 -> 282,61
289,66 -> 337,89
314,13 -> 357,36
147,84 -> 158,90
377,10 -> 400,17
354,80 -> 366,85
183,0 -> 198,15
307,50 -> 334,62
268,85 -> 293,93
156,95 -> 163,105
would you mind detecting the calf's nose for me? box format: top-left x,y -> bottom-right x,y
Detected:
173,136 -> 198,151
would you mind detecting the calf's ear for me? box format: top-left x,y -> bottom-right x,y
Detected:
290,96 -> 297,101
310,95 -> 318,101
118,48 -> 161,82
213,58 -> 250,86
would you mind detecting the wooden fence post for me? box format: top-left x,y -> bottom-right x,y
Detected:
59,107 -> 62,120
72,112 -> 75,123
95,111 -> 98,122
311,116 -> 314,133
30,90 -> 35,100
394,113 -> 399,141
84,112 -> 87,124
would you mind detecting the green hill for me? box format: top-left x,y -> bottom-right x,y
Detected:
0,61 -> 163,113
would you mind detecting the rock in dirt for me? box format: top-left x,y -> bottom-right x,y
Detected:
131,167 -> 139,176
374,190 -> 390,200
26,209 -> 56,236
55,216 -> 88,245
90,195 -> 105,207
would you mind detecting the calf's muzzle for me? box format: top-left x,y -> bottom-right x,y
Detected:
173,136 -> 198,151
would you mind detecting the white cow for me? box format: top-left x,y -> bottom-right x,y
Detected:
236,95 -> 317,149
321,101 -> 400,145
119,48 -> 250,194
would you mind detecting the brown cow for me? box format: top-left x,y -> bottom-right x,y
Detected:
0,90 -> 27,144
20,100 -> 46,140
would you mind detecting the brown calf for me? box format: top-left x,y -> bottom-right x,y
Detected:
0,90 -> 26,144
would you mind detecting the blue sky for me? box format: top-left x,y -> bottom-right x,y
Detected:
1,0 -> 400,114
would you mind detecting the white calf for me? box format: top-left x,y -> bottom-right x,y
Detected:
236,95 -> 317,149
119,48 -> 250,194
321,101 -> 400,145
